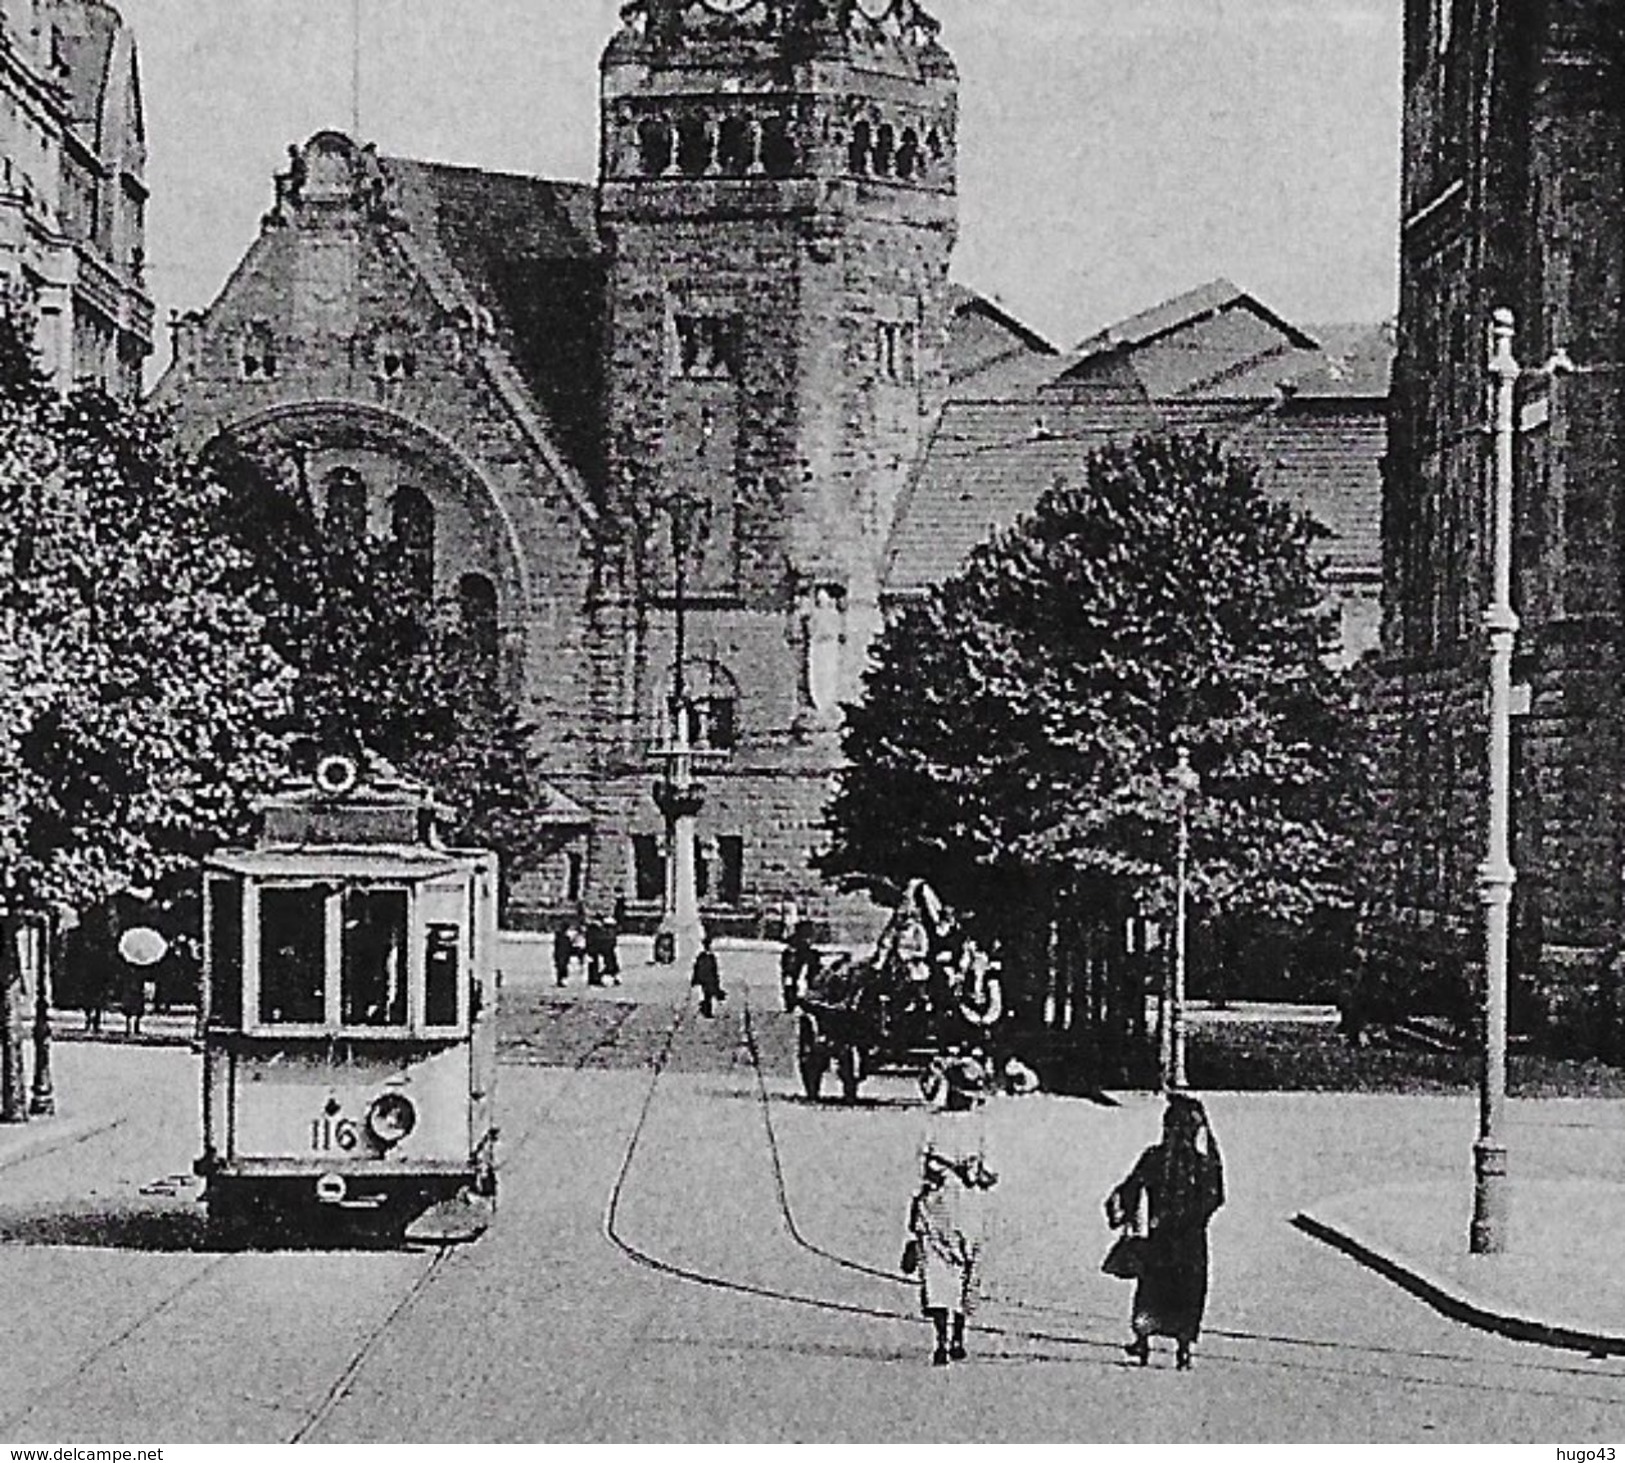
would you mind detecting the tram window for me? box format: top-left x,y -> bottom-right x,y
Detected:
206,876 -> 243,1028
259,886 -> 327,1024
341,888 -> 408,1027
425,922 -> 460,1026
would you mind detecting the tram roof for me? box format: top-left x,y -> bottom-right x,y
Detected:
206,845 -> 477,881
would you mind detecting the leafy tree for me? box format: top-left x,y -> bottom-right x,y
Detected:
821,433 -> 1368,935
1,306 -> 292,1114
205,444 -> 564,902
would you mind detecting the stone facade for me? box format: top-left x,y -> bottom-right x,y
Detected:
158,0 -> 960,939
1373,0 -> 1625,1033
0,0 -> 152,394
160,0 -> 1391,943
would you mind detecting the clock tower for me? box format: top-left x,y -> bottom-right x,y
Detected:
597,0 -> 958,923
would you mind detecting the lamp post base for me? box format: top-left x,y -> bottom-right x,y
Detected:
1470,1138 -> 1509,1254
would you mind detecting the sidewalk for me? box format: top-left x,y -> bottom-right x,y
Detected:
1296,1177 -> 1625,1356
0,1041 -> 169,1173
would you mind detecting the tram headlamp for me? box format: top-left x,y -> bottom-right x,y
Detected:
366,1092 -> 417,1147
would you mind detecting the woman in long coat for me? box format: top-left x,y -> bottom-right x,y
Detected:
1107,1093 -> 1226,1370
908,1151 -> 985,1366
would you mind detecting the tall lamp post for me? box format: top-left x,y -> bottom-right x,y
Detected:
1161,743 -> 1200,1092
1472,307 -> 1520,1255
651,482 -> 711,969
28,916 -> 53,1118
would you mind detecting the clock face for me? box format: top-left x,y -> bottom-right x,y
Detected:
700,0 -> 755,15
854,0 -> 897,19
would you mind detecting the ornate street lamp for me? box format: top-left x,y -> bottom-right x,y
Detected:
28,916 -> 53,1118
1161,743 -> 1200,1092
1472,307 -> 1519,1256
650,481 -> 712,969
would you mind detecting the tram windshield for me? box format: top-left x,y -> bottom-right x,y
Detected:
342,889 -> 408,1026
259,886 -> 326,1024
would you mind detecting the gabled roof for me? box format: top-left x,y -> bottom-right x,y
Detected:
885,394 -> 1383,597
1073,277 -> 1318,358
946,284 -> 1058,391
385,158 -> 607,489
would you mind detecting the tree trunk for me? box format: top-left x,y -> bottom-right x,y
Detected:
1,915 -> 29,1123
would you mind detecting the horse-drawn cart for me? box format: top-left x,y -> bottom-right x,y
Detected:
795,881 -> 1005,1103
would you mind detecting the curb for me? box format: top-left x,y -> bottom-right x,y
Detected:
0,1114 -> 128,1176
1291,1211 -> 1625,1358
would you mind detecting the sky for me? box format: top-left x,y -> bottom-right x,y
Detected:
116,0 -> 1401,368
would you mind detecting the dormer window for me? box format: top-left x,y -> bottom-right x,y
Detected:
241,321 -> 277,381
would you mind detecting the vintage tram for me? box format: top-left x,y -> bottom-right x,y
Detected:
195,755 -> 499,1241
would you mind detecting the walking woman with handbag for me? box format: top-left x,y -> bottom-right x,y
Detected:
1105,1093 -> 1226,1371
906,1151 -> 984,1367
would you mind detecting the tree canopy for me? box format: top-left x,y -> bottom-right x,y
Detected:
820,433 -> 1368,928
205,443 -> 563,895
0,308 -> 292,916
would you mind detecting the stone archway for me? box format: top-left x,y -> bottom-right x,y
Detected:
204,398 -> 535,625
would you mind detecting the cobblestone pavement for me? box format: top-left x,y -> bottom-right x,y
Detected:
2,947 -> 1624,1443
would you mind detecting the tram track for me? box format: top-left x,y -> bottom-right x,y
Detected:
0,994 -> 647,1444
606,979 -> 1625,1411
285,995 -> 647,1444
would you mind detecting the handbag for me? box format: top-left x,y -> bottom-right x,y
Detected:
1100,1233 -> 1150,1279
900,1238 -> 922,1275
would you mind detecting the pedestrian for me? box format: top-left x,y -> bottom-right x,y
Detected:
587,915 -> 622,987
1105,1092 -> 1226,1371
780,921 -> 819,1011
691,934 -> 723,1017
906,1149 -> 985,1367
121,965 -> 147,1037
552,920 -> 574,987
81,957 -> 108,1034
569,910 -> 590,984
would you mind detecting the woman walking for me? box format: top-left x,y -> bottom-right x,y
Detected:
1106,1093 -> 1226,1371
907,1151 -> 984,1366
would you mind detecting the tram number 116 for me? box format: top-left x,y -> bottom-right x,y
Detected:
311,1115 -> 362,1152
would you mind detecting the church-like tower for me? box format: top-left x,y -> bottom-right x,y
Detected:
595,0 -> 958,928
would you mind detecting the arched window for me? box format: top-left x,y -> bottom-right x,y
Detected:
848,119 -> 872,176
760,116 -> 796,178
390,486 -> 435,599
637,118 -> 673,176
666,659 -> 740,753
241,321 -> 277,381
873,123 -> 895,177
324,468 -> 366,544
717,115 -> 753,176
896,128 -> 920,179
373,322 -> 416,382
677,115 -> 711,178
457,573 -> 499,667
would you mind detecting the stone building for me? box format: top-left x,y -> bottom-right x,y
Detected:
158,0 -> 1389,938
1372,0 -> 1625,1033
895,280 -> 1390,672
0,0 -> 151,394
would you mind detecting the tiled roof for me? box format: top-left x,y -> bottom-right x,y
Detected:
1073,277 -> 1317,357
1222,402 -> 1387,576
946,285 -> 1057,389
885,396 -> 1384,595
385,159 -> 607,488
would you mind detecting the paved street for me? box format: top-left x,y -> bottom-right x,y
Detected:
3,948 -> 1625,1443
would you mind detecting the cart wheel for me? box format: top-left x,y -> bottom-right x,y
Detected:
838,1044 -> 863,1103
798,1016 -> 828,1100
